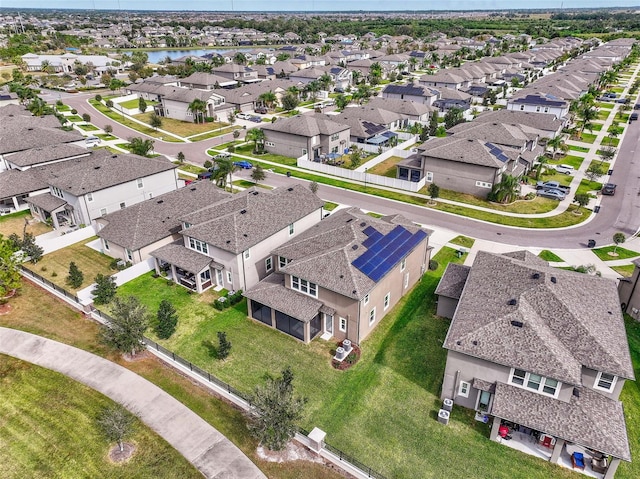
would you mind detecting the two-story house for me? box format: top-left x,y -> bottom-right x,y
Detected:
149,184 -> 324,293
211,63 -> 260,83
27,151 -> 179,229
436,251 -> 634,478
244,207 -> 431,343
260,115 -> 351,160
507,92 -> 570,119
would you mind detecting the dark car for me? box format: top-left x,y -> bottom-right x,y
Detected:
233,160 -> 253,169
634,103 -> 640,110
250,116 -> 262,122
602,183 -> 617,196
616,97 -> 629,104
197,171 -> 213,180
630,112 -> 638,122
254,106 -> 268,114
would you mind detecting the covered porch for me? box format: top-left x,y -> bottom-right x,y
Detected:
27,193 -> 76,229
150,243 -> 224,294
489,382 -> 629,479
244,273 -> 324,343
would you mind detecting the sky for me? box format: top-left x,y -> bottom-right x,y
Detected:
1,1 -> 639,12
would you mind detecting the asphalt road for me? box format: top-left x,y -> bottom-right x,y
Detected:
55,91 -> 640,249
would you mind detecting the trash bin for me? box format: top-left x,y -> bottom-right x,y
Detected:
588,239 -> 596,248
594,205 -> 600,213
286,171 -> 291,177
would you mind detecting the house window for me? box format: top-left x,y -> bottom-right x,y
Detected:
227,271 -> 232,283
265,257 -> 273,272
458,380 -> 470,398
364,294 -> 370,305
544,107 -> 549,113
404,272 -> 409,288
369,307 -> 376,325
87,192 -> 93,202
52,186 -> 64,198
103,239 -> 110,251
265,141 -> 275,147
401,258 -> 406,271
188,237 -> 208,254
384,292 -> 390,310
100,207 -> 108,216
183,222 -> 192,229
288,223 -> 294,236
520,104 -> 525,110
339,317 -> 347,332
279,256 -> 289,268
594,372 -> 617,393
302,149 -> 308,155
291,275 -> 318,298
137,178 -> 144,189
200,270 -> 211,281
475,181 -> 492,189
509,368 -> 560,397
120,202 -> 126,209
243,249 -> 250,260
426,171 -> 434,182
535,106 -> 541,112
125,249 -> 133,261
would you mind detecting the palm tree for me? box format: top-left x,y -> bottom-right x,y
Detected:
246,128 -> 265,154
490,174 -> 520,204
188,99 -> 207,124
258,90 -> 277,110
318,73 -> 333,91
128,137 -> 155,157
546,135 -> 567,159
213,158 -> 232,188
578,106 -> 597,137
233,52 -> 247,65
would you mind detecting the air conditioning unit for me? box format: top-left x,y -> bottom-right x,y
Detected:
443,398 -> 454,412
632,308 -> 639,315
334,346 -> 346,361
342,339 -> 353,354
438,409 -> 450,425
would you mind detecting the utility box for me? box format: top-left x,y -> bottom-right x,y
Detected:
438,409 -> 450,425
443,398 -> 454,412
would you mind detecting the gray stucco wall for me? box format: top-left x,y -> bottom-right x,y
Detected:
421,156 -> 498,197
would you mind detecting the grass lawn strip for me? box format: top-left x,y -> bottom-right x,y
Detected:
592,246 -> 640,261
0,210 -> 51,238
612,265 -> 636,277
0,355 -> 201,479
323,201 -> 339,211
538,250 -> 564,263
134,112 -> 230,138
437,188 -> 559,214
0,281 -> 345,479
449,235 -> 475,249
366,156 -> 404,178
546,155 -> 585,170
576,179 -> 603,197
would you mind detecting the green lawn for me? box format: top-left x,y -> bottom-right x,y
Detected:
538,250 -> 564,263
118,98 -> 158,109
367,156 -> 403,178
34,237 -> 115,292
233,180 -> 272,189
175,163 -> 206,174
96,133 -> 118,141
77,123 -> 100,131
66,115 -> 83,122
55,104 -> 71,112
577,133 -> 597,144
188,126 -> 243,141
112,250 -> 590,479
612,265 -> 636,278
437,189 -> 559,214
547,154 -> 584,170
449,235 -> 475,249
592,246 -> 640,261
588,123 -> 603,131
568,145 -> 590,153
536,171 -> 572,187
576,179 -> 603,197
0,355 -> 201,479
232,144 -> 298,166
597,110 -> 611,120
324,201 -> 339,211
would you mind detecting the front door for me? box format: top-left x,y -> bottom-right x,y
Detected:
215,269 -> 223,287
324,314 -> 333,335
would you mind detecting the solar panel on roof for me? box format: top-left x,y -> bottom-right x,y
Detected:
362,230 -> 383,248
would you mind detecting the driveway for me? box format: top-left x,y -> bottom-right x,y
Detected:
0,327 -> 266,479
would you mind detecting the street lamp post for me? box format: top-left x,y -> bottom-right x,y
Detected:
364,167 -> 368,189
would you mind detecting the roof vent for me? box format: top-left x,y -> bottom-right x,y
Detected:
243,233 -> 248,237
252,191 -> 259,195
507,299 -> 517,306
456,340 -> 461,346
226,240 -> 231,244
287,187 -> 293,191
339,274 -> 344,278
190,187 -> 196,191
346,218 -> 353,223
532,273 -> 540,279
157,200 -> 164,204
240,209 -> 247,214
573,388 -> 580,398
360,222 -> 366,227
510,320 -> 523,328
352,290 -> 357,294
472,340 -> 478,346
112,155 -> 117,158
94,166 -> 101,170
550,276 -> 557,283
352,244 -> 358,250
608,311 -> 612,315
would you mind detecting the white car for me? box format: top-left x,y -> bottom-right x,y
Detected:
85,136 -> 101,146
236,113 -> 251,120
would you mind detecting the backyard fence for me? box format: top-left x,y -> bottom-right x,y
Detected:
19,269 -> 390,479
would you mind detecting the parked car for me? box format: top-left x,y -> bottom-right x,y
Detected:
85,136 -> 101,146
535,181 -> 570,194
214,152 -> 230,160
634,103 -> 640,110
538,189 -> 566,200
603,92 -> 617,99
601,183 -> 617,196
554,164 -> 575,175
250,116 -> 262,123
197,171 -> 213,180
617,97 -> 630,104
630,112 -> 638,122
254,106 -> 268,114
236,113 -> 251,120
233,160 -> 253,169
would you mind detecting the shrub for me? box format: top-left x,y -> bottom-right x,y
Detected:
71,108 -> 77,114
217,331 -> 231,360
204,116 -> 214,122
203,160 -> 213,169
94,94 -> 102,102
227,145 -> 235,153
82,113 -> 91,122
428,259 -> 439,271
106,100 -> 113,108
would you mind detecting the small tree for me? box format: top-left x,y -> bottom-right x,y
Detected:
217,331 -> 231,360
349,146 -> 362,169
233,129 -> 240,139
251,164 -> 266,184
92,274 -> 117,305
101,296 -> 149,356
149,112 -> 162,131
247,366 -> 306,451
97,405 -> 135,453
573,193 -> 590,214
82,113 -> 91,123
428,183 -> 440,204
176,151 -> 185,164
138,97 -> 147,113
155,299 -> 178,339
613,232 -> 626,256
106,100 -> 114,108
281,92 -> 299,112
586,163 -> 604,181
95,94 -> 102,102
428,111 -> 439,136
309,181 -> 319,195
20,233 -> 43,263
0,235 -> 21,300
66,262 -> 84,289
104,124 -> 113,134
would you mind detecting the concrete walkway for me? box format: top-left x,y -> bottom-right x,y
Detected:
0,327 -> 266,479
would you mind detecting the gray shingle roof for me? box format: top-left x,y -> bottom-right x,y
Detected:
473,109 -> 563,136
180,184 -> 324,255
244,273 -> 323,322
5,143 -> 89,168
46,150 -> 177,195
150,243 -> 218,274
418,137 -> 513,169
434,263 -> 470,300
0,121 -> 84,155
442,251 -> 635,385
98,181 -> 231,250
448,121 -> 538,148
25,192 -> 67,211
0,169 -> 48,199
365,97 -> 434,116
273,207 -> 427,299
492,382 -> 631,461
261,115 -> 349,137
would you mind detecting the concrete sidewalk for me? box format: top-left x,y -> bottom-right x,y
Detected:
0,327 -> 266,479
